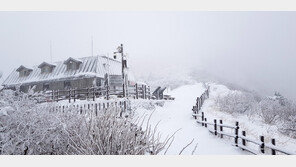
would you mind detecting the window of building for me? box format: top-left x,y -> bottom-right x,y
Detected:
64,81 -> 71,89
67,61 -> 78,70
43,83 -> 50,91
41,66 -> 52,74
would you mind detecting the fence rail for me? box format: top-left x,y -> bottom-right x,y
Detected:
33,83 -> 152,103
47,99 -> 129,117
192,86 -> 295,155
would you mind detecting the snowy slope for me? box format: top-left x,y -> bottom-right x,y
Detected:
134,83 -> 247,155
202,83 -> 296,154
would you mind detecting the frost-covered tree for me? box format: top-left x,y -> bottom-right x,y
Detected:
215,91 -> 258,115
0,89 -> 168,155
259,98 -> 281,124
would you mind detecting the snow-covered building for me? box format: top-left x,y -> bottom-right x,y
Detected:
2,55 -> 136,93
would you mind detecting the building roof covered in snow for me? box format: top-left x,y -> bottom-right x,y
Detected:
2,55 -> 136,86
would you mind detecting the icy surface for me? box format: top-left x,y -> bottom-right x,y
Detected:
134,83 -> 247,155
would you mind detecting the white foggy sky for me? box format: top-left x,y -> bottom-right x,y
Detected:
0,12 -> 296,99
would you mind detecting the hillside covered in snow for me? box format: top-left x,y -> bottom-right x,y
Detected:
132,82 -> 296,155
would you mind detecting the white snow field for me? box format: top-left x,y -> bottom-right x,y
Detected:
134,83 -> 248,155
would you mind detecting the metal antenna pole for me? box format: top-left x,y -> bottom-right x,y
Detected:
50,40 -> 53,63
91,36 -> 94,57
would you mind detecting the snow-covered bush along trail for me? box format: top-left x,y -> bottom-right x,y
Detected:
134,83 -> 247,155
202,83 -> 296,154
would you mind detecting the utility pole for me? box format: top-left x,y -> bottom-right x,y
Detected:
114,44 -> 127,98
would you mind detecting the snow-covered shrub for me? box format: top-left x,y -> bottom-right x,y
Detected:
215,91 -> 258,115
258,98 -> 282,124
276,101 -> 296,138
0,90 -> 167,155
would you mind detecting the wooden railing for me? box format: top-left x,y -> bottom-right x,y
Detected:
34,84 -> 151,103
47,99 -> 129,117
192,87 -> 295,155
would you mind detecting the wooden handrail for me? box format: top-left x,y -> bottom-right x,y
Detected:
192,87 -> 295,155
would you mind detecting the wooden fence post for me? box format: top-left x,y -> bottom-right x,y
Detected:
235,122 -> 239,147
219,120 -> 223,138
95,103 -> 98,115
142,85 -> 145,99
135,84 -> 139,99
242,131 -> 246,150
148,86 -> 151,100
143,85 -> 146,99
214,119 -> 217,136
106,86 -> 109,100
87,88 -> 89,100
201,112 -> 204,126
93,87 -> 95,101
68,89 -> 71,103
204,118 -> 207,128
52,90 -> 54,101
260,136 -> 265,154
271,138 -> 276,155
196,97 -> 199,111
73,89 -> 76,102
56,90 -> 59,102
192,106 -> 197,119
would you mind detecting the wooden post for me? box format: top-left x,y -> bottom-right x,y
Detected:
135,84 -> 139,99
271,138 -> 276,155
235,122 -> 239,147
63,106 -> 65,112
95,103 -> 98,116
147,86 -> 150,100
56,90 -> 59,102
87,88 -> 89,100
80,106 -> 82,114
219,120 -> 223,138
68,89 -> 71,103
260,136 -> 265,154
201,112 -> 204,126
204,118 -> 207,127
214,119 -> 217,136
52,90 -> 54,101
122,82 -> 125,98
192,106 -> 197,119
196,97 -> 199,110
199,97 -> 202,110
142,85 -> 145,99
106,86 -> 109,100
93,87 -> 95,101
73,89 -> 76,102
242,131 -> 246,149
144,85 -> 147,99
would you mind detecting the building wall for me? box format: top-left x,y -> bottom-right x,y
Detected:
18,77 -> 102,93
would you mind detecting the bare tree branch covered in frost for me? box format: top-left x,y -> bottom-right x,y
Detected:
258,98 -> 282,124
0,89 -> 168,155
214,91 -> 259,115
214,90 -> 296,138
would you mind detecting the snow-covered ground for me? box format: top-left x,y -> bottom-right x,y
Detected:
134,83 -> 247,155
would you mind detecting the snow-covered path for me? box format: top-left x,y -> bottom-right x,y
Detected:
135,83 -> 247,155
